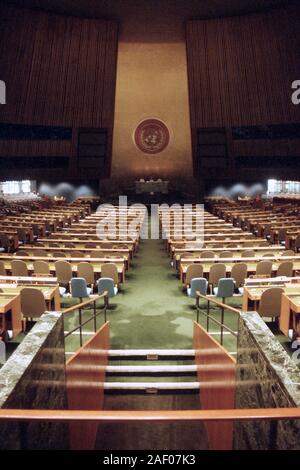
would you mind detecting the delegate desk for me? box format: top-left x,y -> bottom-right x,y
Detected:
168,237 -> 269,253
0,294 -> 21,337
180,256 -> 300,284
0,255 -> 126,283
281,293 -> 300,338
243,284 -> 300,337
22,245 -> 132,265
39,237 -> 138,251
0,284 -> 60,311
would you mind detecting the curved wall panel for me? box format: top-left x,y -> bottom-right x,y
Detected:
0,5 -> 118,179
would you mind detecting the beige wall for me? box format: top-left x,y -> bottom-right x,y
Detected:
111,36 -> 193,184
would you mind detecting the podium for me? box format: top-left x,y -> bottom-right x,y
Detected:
135,180 -> 169,195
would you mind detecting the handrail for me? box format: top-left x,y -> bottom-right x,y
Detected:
63,292 -> 108,347
196,291 -> 241,345
196,292 -> 241,315
1,408 -> 300,422
63,293 -> 107,315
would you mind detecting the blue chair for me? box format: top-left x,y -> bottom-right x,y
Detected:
213,278 -> 235,302
97,277 -> 118,297
187,278 -> 208,298
71,278 -> 92,302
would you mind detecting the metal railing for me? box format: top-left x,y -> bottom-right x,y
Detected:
196,291 -> 241,346
63,292 -> 108,347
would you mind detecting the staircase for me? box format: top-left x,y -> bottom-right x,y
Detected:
104,349 -> 199,393
95,348 -> 209,450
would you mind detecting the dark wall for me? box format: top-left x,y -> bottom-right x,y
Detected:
0,5 -> 118,180
186,4 -> 300,182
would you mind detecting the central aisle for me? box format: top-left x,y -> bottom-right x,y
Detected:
95,235 -> 209,450
110,238 -> 196,349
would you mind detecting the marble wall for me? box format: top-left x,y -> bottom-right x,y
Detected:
234,312 -> 300,450
0,312 -> 69,450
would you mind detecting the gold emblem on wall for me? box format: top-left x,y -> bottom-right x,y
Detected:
134,119 -> 170,154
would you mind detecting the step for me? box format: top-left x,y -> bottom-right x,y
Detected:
106,364 -> 197,373
104,381 -> 200,391
108,349 -> 195,359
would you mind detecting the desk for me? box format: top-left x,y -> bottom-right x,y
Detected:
0,294 -> 21,337
136,180 -> 169,194
242,284 -> 300,312
280,294 -> 300,337
0,284 -> 60,311
0,256 -> 126,283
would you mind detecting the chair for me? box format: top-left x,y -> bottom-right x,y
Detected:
278,228 -> 287,243
32,224 -> 41,237
185,264 -> 204,287
257,287 -> 284,320
85,243 -> 97,249
93,250 -> 104,258
34,242 -> 45,247
20,287 -> 47,330
15,250 -> 29,256
71,278 -> 92,302
33,260 -> 50,276
11,260 -> 28,276
0,261 -> 6,275
187,277 -> 208,298
231,263 -> 248,294
55,260 -> 72,295
97,277 -> 118,297
295,234 -> 300,252
34,249 -> 48,257
219,251 -> 233,258
284,250 -> 295,256
64,242 -> 75,248
276,261 -> 293,277
200,251 -> 215,259
103,243 -> 113,249
241,250 -> 256,258
179,252 -> 192,260
53,252 -> 66,258
208,263 -> 226,293
262,253 -> 275,257
213,278 -> 235,301
72,251 -> 84,258
259,242 -> 269,247
256,260 -> 273,276
101,263 -> 118,285
49,242 -> 60,247
17,228 -> 27,244
77,262 -> 94,286
0,234 -> 10,252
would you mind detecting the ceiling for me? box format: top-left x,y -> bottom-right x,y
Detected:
1,0 -> 295,40
2,0 -> 294,21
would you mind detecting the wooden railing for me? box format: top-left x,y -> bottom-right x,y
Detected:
1,408 -> 300,422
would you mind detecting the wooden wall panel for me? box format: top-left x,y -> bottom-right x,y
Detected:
186,4 -> 300,179
193,321 -> 236,450
66,321 -> 110,450
0,5 -> 118,178
186,5 -> 300,128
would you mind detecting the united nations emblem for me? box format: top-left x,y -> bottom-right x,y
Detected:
134,119 -> 170,154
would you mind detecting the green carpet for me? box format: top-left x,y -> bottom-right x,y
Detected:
52,230 -> 292,357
